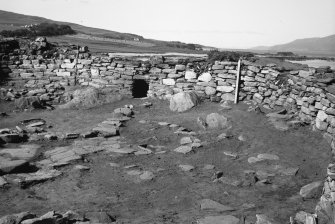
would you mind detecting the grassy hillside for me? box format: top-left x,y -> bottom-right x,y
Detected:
0,10 -> 142,40
0,10 -> 206,54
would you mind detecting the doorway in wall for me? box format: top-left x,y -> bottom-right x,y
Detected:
132,79 -> 149,98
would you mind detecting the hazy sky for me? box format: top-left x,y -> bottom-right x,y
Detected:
1,0 -> 335,49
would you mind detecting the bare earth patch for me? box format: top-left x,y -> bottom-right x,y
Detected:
0,98 -> 330,223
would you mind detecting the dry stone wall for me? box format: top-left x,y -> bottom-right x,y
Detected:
1,53 -> 335,140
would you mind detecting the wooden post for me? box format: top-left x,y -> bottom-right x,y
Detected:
74,45 -> 79,86
234,59 -> 241,104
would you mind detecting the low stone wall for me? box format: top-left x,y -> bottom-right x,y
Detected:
1,53 -> 335,142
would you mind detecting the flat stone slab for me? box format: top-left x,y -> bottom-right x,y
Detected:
200,199 -> 235,212
92,126 -> 118,135
0,157 -> 28,173
134,146 -> 152,155
108,147 -> 136,154
197,215 -> 240,224
0,144 -> 40,160
5,169 -> 62,186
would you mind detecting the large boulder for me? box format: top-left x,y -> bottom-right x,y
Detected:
169,91 -> 200,112
14,96 -> 44,110
59,87 -> 122,109
206,113 -> 229,129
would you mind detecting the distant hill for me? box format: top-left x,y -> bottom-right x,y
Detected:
0,10 -> 206,53
0,10 -> 143,40
251,34 -> 335,56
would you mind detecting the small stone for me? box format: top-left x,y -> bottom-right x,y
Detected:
141,102 -> 152,107
0,176 -> 8,187
180,137 -> 193,145
185,71 -> 197,80
162,78 -> 176,86
109,163 -> 120,167
198,72 -> 212,82
45,133 -> 58,140
191,142 -> 202,148
205,86 -> 216,95
217,86 -> 234,93
179,164 -> 194,171
124,164 -> 138,169
74,165 -> 90,171
238,134 -> 247,141
26,121 -> 45,127
217,133 -> 228,140
139,171 -> 155,180
223,151 -> 238,159
114,107 -> 132,116
158,122 -> 170,126
64,133 -> 80,139
203,164 -> 215,170
174,145 -> 193,154
169,124 -> 179,128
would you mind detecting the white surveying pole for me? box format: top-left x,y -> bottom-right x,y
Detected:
234,59 -> 241,104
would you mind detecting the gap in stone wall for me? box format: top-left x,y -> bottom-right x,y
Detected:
132,79 -> 149,98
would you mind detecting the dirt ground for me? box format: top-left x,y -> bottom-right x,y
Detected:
0,98 -> 331,223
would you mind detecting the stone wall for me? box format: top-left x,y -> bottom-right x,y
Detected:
1,53 -> 335,143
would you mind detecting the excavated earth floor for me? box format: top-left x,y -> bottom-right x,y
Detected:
0,98 -> 331,223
